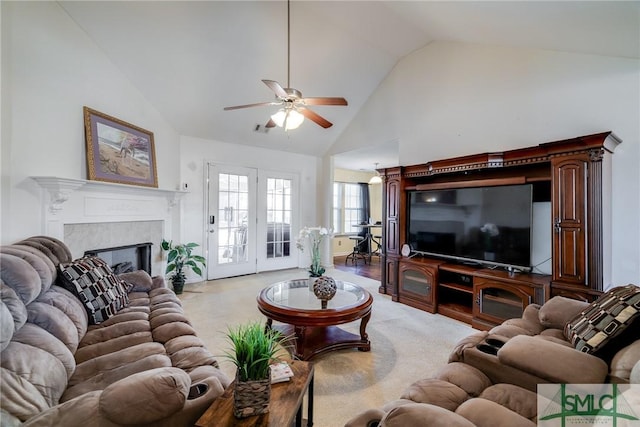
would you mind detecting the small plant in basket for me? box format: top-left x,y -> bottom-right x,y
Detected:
223,322 -> 288,418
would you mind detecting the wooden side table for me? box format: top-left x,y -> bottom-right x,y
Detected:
195,361 -> 314,427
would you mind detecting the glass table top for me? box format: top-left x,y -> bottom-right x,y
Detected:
263,279 -> 367,311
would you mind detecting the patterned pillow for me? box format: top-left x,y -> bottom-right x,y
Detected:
564,285 -> 640,354
58,256 -> 130,324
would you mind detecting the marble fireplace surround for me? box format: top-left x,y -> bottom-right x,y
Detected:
32,177 -> 185,276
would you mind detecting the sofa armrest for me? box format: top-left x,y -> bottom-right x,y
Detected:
119,270 -> 165,292
498,335 -> 608,384
344,408 -> 386,427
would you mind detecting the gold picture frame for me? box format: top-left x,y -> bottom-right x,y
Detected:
84,106 -> 158,188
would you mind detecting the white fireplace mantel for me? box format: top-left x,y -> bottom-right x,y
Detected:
32,176 -> 187,212
31,177 -> 184,263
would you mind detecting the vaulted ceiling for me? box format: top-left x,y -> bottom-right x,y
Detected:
59,1 -> 639,171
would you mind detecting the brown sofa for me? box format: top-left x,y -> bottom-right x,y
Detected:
345,286 -> 640,427
0,236 -> 230,426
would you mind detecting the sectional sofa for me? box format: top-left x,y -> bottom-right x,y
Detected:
346,285 -> 640,426
0,236 -> 230,426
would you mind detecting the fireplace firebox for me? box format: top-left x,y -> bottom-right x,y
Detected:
85,242 -> 153,275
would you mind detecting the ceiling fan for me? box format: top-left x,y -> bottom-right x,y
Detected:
223,0 -> 348,130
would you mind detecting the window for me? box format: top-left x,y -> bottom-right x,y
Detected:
265,177 -> 292,258
333,182 -> 366,234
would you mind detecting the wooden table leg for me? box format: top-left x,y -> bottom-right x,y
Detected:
294,325 -> 306,359
307,371 -> 314,426
358,311 -> 371,351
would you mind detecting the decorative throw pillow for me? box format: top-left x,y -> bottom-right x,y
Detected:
564,284 -> 640,355
58,256 -> 130,324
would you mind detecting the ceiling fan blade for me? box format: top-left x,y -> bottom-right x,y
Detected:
302,97 -> 348,106
223,101 -> 280,111
262,80 -> 288,98
299,108 -> 333,128
265,119 -> 276,128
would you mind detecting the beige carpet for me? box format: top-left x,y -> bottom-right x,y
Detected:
179,267 -> 476,427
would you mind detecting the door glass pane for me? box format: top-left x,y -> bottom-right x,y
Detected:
266,177 -> 292,259
218,173 -> 249,264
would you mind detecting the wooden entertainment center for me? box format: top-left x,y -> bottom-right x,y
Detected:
378,132 -> 620,330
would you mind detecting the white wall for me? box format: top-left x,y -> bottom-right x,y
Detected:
331,41 -> 640,286
179,136 -> 320,270
1,2 -> 181,244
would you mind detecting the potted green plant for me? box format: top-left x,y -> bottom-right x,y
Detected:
223,322 -> 285,418
161,239 -> 206,295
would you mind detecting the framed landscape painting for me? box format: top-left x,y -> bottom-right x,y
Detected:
84,107 -> 158,188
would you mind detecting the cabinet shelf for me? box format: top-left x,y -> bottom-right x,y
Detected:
437,302 -> 473,323
439,282 -> 473,294
483,293 -> 521,307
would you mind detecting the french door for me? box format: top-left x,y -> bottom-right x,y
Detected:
257,171 -> 299,272
206,164 -> 298,280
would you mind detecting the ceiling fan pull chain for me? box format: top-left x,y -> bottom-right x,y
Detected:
287,0 -> 291,89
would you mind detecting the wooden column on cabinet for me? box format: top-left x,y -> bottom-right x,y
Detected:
548,133 -> 620,300
380,167 -> 403,297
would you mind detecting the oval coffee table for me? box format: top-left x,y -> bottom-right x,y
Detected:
257,279 -> 373,361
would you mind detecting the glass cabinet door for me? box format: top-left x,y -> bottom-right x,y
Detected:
475,282 -> 532,323
400,267 -> 434,304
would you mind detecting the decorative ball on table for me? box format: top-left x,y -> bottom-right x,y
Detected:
313,276 -> 337,309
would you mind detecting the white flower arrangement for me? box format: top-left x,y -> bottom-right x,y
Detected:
480,223 -> 499,251
296,226 -> 333,277
480,223 -> 500,237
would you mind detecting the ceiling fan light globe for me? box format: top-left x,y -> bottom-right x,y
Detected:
285,109 -> 304,130
271,108 -> 304,130
271,109 -> 287,127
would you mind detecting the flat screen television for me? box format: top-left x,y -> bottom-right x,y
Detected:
407,184 -> 533,271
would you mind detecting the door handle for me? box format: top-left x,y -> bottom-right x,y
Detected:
209,215 -> 215,225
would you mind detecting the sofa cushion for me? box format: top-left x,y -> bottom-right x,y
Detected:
498,335 -> 609,384
564,284 -> 640,355
610,340 -> 640,380
58,256 -> 130,325
0,300 -> 14,352
118,269 -> 153,292
631,360 -> 640,383
455,398 -> 536,427
434,362 -> 492,398
400,378 -> 469,412
1,341 -> 68,408
62,354 -> 172,402
0,254 -> 42,305
12,323 -> 76,380
0,246 -> 54,296
99,367 -> 190,424
479,383 -> 537,420
0,367 -> 51,422
538,296 -> 589,329
381,402 -> 475,427
23,236 -> 72,264
0,282 -> 27,336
